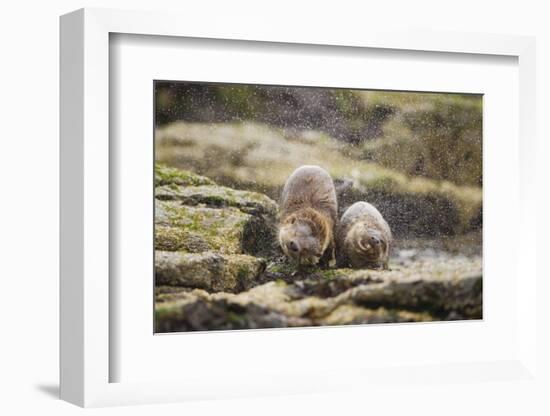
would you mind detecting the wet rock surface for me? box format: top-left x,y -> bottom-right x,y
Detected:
155,169 -> 278,256
154,164 -> 482,332
155,251 -> 267,293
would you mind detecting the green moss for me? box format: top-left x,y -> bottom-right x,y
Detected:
155,163 -> 215,187
155,226 -> 211,252
204,194 -> 226,206
227,311 -> 246,325
159,203 -> 249,253
320,269 -> 344,280
154,306 -> 180,324
236,265 -> 250,280
214,85 -> 261,118
156,181 -> 278,217
267,263 -> 295,275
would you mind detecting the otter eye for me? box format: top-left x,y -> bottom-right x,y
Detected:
290,217 -> 296,224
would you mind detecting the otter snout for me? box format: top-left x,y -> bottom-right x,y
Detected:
287,240 -> 299,253
358,233 -> 383,251
368,236 -> 381,246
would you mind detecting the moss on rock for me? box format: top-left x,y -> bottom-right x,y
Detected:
155,122 -> 481,237
152,161 -> 482,332
157,198 -> 276,256
155,184 -> 277,216
155,251 -> 266,293
155,165 -> 278,256
155,163 -> 215,187
155,226 -> 211,252
156,201 -> 253,254
154,253 -> 481,332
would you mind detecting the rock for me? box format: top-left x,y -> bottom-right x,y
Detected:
305,252 -> 482,319
154,252 -> 481,332
223,254 -> 269,292
155,286 -> 200,304
154,165 -> 278,295
155,122 -> 482,237
155,163 -> 215,187
347,273 -> 482,320
155,200 -> 275,255
155,184 -> 277,216
152,165 -> 483,332
155,297 -> 305,332
155,251 -> 266,293
155,164 -> 278,256
320,305 -> 433,326
154,281 -> 315,332
359,91 -> 482,187
155,226 -> 211,252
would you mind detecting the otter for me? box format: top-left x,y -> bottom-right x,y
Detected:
336,201 -> 392,269
278,165 -> 338,267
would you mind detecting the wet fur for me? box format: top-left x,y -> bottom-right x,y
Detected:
336,201 -> 392,269
280,208 -> 334,266
279,166 -> 338,267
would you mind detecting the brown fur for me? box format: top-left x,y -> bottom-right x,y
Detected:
279,166 -> 338,267
282,207 -> 332,250
336,201 -> 392,269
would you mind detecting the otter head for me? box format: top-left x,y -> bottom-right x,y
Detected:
279,215 -> 323,266
348,222 -> 388,266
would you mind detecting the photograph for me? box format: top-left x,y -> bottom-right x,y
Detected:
1,0 -> 543,412
153,81 -> 483,332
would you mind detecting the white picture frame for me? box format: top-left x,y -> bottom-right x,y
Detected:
60,7 -> 538,408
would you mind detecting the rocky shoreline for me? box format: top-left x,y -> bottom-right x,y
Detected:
154,164 -> 482,332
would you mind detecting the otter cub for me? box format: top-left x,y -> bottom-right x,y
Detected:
279,165 -> 338,267
336,201 -> 392,269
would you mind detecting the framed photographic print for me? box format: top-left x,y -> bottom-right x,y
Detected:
152,81 -> 483,333
60,7 -> 539,408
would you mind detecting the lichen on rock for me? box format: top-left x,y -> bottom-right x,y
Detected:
155,251 -> 266,293
156,200 -> 252,254
155,163 -> 215,187
155,226 -> 211,252
156,184 -> 277,216
154,252 -> 481,332
153,163 -> 482,332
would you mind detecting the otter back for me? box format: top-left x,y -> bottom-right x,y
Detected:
280,165 -> 338,223
279,165 -> 338,267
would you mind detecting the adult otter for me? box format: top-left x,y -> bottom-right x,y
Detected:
279,165 -> 338,267
336,201 -> 392,269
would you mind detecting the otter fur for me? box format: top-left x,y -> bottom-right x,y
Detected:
336,201 -> 392,269
279,165 -> 338,267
